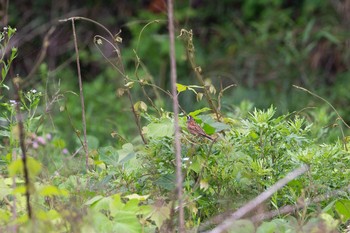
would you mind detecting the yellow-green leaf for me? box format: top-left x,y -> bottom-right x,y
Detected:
38,185 -> 69,197
125,193 -> 150,201
176,83 -> 188,93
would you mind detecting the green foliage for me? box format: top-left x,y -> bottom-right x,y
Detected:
2,4 -> 350,231
0,26 -> 17,87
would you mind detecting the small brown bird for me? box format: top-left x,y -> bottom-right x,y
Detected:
186,115 -> 213,140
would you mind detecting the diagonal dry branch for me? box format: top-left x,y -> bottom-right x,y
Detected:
205,164 -> 309,233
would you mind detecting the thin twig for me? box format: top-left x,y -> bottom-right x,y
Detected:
178,29 -> 221,120
12,77 -> 32,219
293,85 -> 349,151
167,0 -> 185,232
206,165 -> 309,233
71,19 -> 89,170
61,17 -> 148,144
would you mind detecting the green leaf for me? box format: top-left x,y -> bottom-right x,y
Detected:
38,185 -> 69,197
176,83 -> 188,93
0,209 -> 10,223
111,214 -> 141,233
256,221 -> 277,233
210,122 -> 230,132
334,199 -> 350,223
0,178 -> 11,199
0,130 -> 10,137
98,146 -> 119,166
189,156 -> 203,173
93,211 -> 113,232
36,209 -> 61,221
154,173 -> 176,190
86,135 -> 99,150
188,108 -> 211,117
124,193 -> 150,201
85,195 -> 104,206
118,143 -> 135,163
227,219 -> 255,233
143,118 -> 174,138
8,157 -> 42,178
150,202 -> 171,229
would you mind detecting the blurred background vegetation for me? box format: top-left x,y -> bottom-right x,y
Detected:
1,0 -> 349,148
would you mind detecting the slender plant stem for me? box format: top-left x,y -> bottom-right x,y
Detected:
167,0 -> 185,231
71,19 -> 89,170
12,77 -> 32,219
61,16 -> 148,144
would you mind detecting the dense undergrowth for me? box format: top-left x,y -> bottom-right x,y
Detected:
1,18 -> 350,233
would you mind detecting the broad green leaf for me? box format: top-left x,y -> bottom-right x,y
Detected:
210,122 -> 230,132
123,199 -> 140,213
98,146 -> 119,166
256,221 -> 277,233
118,143 -> 135,163
110,193 -> 124,214
154,173 -> 176,190
93,211 -> 113,232
334,199 -> 350,223
143,118 -> 174,138
112,214 -> 141,233
86,135 -> 99,150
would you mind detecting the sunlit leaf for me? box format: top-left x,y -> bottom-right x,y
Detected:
176,83 -> 188,93
85,195 -> 104,206
38,185 -> 69,197
125,193 -> 150,201
8,157 -> 42,178
334,200 -> 350,223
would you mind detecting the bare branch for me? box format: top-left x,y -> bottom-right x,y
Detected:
167,0 -> 185,231
206,165 -> 309,233
71,19 -> 89,170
